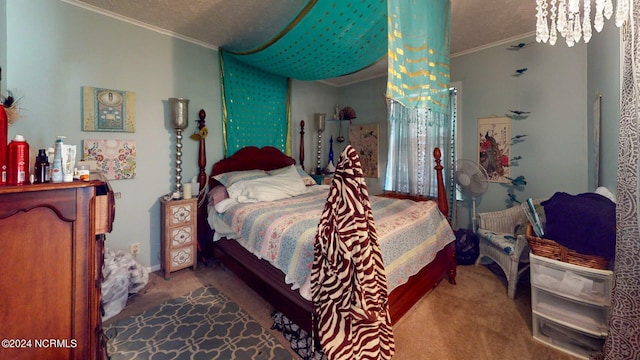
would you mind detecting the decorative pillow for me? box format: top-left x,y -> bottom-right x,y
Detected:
269,164 -> 316,186
477,228 -> 517,255
213,169 -> 269,188
209,185 -> 229,206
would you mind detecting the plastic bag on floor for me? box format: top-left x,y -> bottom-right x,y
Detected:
101,247 -> 149,321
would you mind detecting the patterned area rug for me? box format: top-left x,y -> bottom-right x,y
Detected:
104,286 -> 292,359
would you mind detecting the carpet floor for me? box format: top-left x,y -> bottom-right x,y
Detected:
104,260 -> 579,360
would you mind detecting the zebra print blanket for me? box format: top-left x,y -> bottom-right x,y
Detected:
312,145 -> 394,359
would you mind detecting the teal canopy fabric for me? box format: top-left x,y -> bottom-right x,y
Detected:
224,0 -> 387,80
220,0 -> 388,157
219,51 -> 290,156
386,0 -> 451,113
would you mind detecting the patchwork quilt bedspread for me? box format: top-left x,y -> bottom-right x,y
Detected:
208,186 -> 455,301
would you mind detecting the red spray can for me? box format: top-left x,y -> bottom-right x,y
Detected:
7,134 -> 29,185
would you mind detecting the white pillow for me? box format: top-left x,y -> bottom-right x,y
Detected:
227,165 -> 307,203
213,169 -> 269,187
269,164 -> 317,186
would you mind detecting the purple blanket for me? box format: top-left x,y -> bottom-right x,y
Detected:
541,192 -> 616,259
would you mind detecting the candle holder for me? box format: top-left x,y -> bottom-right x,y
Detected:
168,97 -> 189,198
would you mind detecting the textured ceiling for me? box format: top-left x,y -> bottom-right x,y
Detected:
71,0 -> 537,86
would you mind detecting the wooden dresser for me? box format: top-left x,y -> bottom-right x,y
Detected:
0,175 -> 115,360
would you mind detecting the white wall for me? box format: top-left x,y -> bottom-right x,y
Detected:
2,0 -> 341,268
587,19 -> 621,193
450,36 -> 590,228
4,0 -> 222,267
290,80 -> 339,173
336,77 -> 388,194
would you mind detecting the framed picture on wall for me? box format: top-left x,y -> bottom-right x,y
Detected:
82,86 -> 136,132
83,139 -> 137,180
478,116 -> 511,183
349,123 -> 379,178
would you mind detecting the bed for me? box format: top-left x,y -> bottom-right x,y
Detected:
196,121 -> 457,333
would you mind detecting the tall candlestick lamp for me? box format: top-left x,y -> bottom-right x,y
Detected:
168,97 -> 189,198
315,113 -> 326,175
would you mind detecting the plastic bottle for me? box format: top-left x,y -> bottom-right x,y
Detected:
7,135 -> 29,185
51,136 -> 65,183
34,149 -> 50,184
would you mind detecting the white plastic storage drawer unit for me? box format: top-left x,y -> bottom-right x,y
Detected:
533,313 -> 606,360
530,252 -> 613,306
532,287 -> 609,335
529,252 -> 613,359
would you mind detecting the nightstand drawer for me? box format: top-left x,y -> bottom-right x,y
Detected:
169,246 -> 194,269
169,225 -> 195,247
167,202 -> 196,226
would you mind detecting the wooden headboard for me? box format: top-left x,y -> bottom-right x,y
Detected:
208,146 -> 296,188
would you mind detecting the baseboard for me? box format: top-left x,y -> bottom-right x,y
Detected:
148,264 -> 161,273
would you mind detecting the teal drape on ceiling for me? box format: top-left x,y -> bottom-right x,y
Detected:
224,0 -> 388,80
219,50 -> 291,156
220,0 -> 388,157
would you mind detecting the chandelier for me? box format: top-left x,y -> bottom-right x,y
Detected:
536,0 -> 631,46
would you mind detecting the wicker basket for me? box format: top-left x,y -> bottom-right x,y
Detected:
525,224 -> 609,270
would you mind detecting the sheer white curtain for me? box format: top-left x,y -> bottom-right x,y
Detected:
384,0 -> 454,218
384,89 -> 456,202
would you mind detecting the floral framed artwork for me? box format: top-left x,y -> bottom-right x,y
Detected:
478,116 -> 511,183
348,123 -> 379,177
82,86 -> 136,132
83,139 -> 136,180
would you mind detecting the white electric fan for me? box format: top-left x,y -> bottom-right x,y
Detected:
454,159 -> 489,230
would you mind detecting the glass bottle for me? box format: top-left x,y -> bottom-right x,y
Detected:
34,149 -> 50,183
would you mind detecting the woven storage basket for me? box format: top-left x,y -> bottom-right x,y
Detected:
526,224 -> 608,270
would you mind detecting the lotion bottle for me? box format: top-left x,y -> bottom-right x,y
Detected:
51,136 -> 65,183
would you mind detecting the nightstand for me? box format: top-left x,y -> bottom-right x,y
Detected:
160,197 -> 198,279
311,174 -> 334,185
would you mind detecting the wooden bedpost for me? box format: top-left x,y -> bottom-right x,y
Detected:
433,147 -> 449,218
196,109 -> 213,264
299,120 -> 305,170
197,109 -> 207,194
